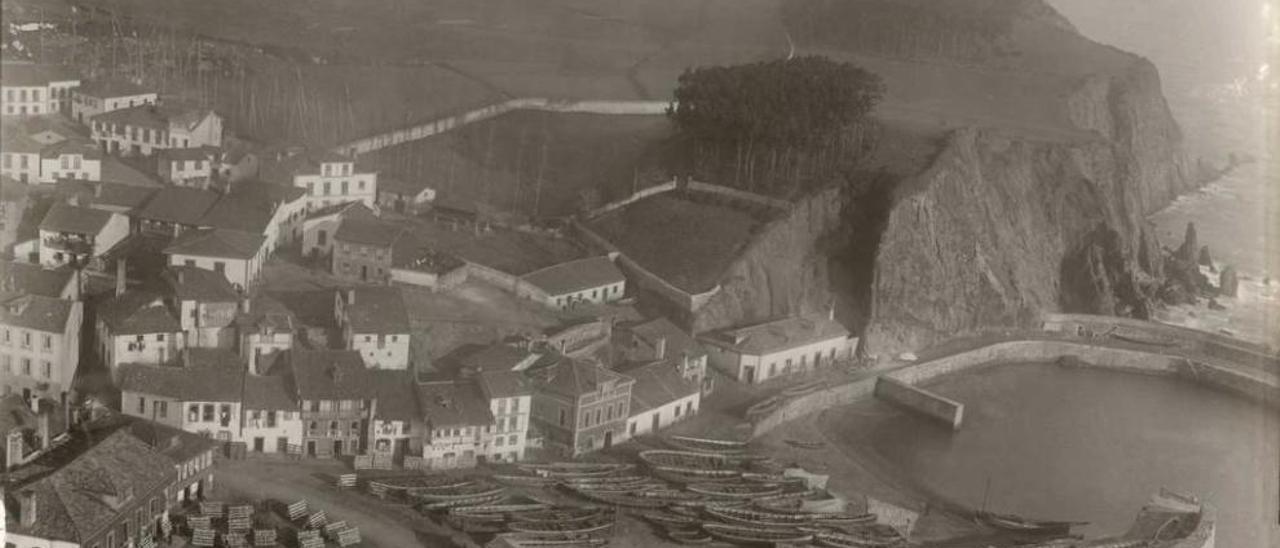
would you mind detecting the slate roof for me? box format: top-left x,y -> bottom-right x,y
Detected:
2,429 -> 175,543
0,259 -> 75,298
90,103 -> 170,129
335,216 -> 403,247
0,291 -> 75,332
96,290 -> 181,335
39,202 -> 114,235
164,228 -> 265,260
520,256 -> 625,298
417,380 -> 493,428
619,359 -> 699,414
460,344 -> 541,373
341,286 -> 409,334
302,201 -> 374,222
704,314 -> 850,356
118,362 -> 243,402
198,194 -> 275,234
99,156 -> 163,187
477,370 -> 532,399
76,78 -> 153,98
628,317 -> 706,359
371,370 -> 420,422
53,180 -> 158,213
0,63 -> 79,86
535,359 -> 633,399
0,127 -> 44,153
136,187 -> 221,225
242,374 -> 297,411
39,138 -> 104,160
233,295 -> 295,335
267,289 -> 337,329
287,349 -> 376,400
162,265 -> 239,302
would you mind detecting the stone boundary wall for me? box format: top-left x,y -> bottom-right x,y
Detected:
337,98 -> 670,156
583,179 -> 680,219
685,180 -> 793,213
571,219 -> 720,312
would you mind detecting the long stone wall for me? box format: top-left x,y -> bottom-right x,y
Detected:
1043,313 -> 1279,376
874,377 -> 964,429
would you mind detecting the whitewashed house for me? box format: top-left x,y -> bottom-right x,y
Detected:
370,370 -> 422,461
476,370 -> 533,463
117,350 -> 245,443
71,78 -> 157,123
38,138 -> 103,182
96,287 -> 186,376
0,63 -> 79,116
518,256 -> 626,310
417,379 -> 493,470
335,287 -> 410,370
262,149 -> 377,212
37,202 -> 129,268
620,358 -> 701,440
241,374 -> 303,454
90,104 -> 222,156
701,312 -> 855,385
164,228 -> 267,290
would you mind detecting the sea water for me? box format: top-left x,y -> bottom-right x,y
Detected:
1050,0 -> 1280,349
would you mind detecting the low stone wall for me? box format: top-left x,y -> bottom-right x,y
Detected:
750,376 -> 879,436
571,219 -> 721,313
583,179 -> 679,219
1043,313 -> 1278,375
874,377 -> 964,429
685,180 -> 792,213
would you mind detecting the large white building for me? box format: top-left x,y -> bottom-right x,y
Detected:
0,290 -> 82,405
262,149 -> 377,212
416,379 -> 493,470
89,104 -> 223,156
71,78 -> 158,123
37,202 -> 129,268
620,358 -> 701,440
164,228 -> 268,291
701,312 -> 855,385
475,370 -> 533,463
518,256 -> 627,310
0,63 -> 79,116
37,138 -> 103,183
96,288 -> 187,376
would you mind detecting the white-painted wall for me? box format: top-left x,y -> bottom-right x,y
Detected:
707,336 -> 853,385
479,394 -> 530,463
623,391 -> 700,440
72,90 -> 157,122
349,332 -> 410,370
242,409 -> 303,453
1,151 -> 41,183
38,153 -> 101,183
168,249 -> 264,291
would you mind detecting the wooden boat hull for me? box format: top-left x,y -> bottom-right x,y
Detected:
786,439 -> 826,449
450,503 -> 550,515
420,493 -> 507,511
639,450 -> 740,471
813,531 -> 904,548
705,506 -> 816,527
495,474 -> 558,487
667,530 -> 713,544
974,511 -> 1080,536
519,462 -> 633,478
687,482 -> 784,499
512,508 -> 606,524
571,488 -> 669,509
413,485 -> 505,502
493,534 -> 609,547
702,523 -> 814,545
665,435 -> 750,455
641,511 -> 699,529
507,519 -> 614,536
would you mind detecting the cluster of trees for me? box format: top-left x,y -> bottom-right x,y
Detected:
667,55 -> 885,195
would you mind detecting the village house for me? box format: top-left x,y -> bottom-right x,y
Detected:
0,394 -> 68,471
0,259 -> 78,300
162,265 -> 241,349
262,149 -> 377,211
156,146 -> 220,187
0,288 -> 82,405
241,373 -> 302,454
117,352 -> 245,443
37,202 -> 129,268
621,317 -> 710,394
37,138 -> 103,182
54,180 -> 158,216
376,175 -> 436,214
0,129 -> 43,183
96,286 -> 186,376
89,103 -> 222,156
335,287 -> 411,370
234,295 -> 296,375
530,359 -> 634,456
71,78 -> 158,123
2,415 -> 218,548
369,369 -> 421,462
200,180 -> 308,254
701,312 -> 855,385
287,348 -> 374,458
134,186 -> 221,237
0,63 -> 80,116
164,228 -> 268,290
0,178 -> 31,251
618,358 -> 701,441
475,370 -> 533,463
300,201 -> 377,260
331,215 -> 403,283
417,379 -> 493,469
518,256 -> 627,310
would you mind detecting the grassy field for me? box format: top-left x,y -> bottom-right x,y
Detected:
588,192 -> 769,293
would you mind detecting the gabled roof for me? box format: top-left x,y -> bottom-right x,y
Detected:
340,286 -> 409,335
118,362 -> 244,402
287,349 -> 375,400
628,317 -> 706,359
53,180 -> 157,211
460,344 -> 541,373
39,202 -> 114,235
234,295 -> 295,335
136,187 -> 221,225
0,291 -> 75,332
97,290 -> 181,335
477,370 -> 532,399
156,146 -> 218,163
99,156 -> 163,187
619,359 -> 699,414
242,373 -> 297,411
90,103 -> 169,129
535,359 -> 633,399
417,380 -> 493,428
39,138 -> 103,160
259,149 -> 363,184
198,193 -> 275,234
76,78 -> 153,99
371,370 -> 420,422
164,228 -> 265,260
334,216 -> 403,247
0,63 -> 79,86
1,127 -> 45,153
377,176 -> 430,197
520,256 -> 625,298
267,289 -> 337,329
0,259 -> 75,298
302,200 -> 375,222
703,314 -> 850,356
162,265 -> 239,302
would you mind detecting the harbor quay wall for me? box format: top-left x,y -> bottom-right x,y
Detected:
873,377 -> 964,429
1042,313 -> 1279,376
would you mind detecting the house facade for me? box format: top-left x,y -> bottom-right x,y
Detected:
530,359 -> 634,456
289,349 -> 374,458
96,289 -> 187,375
157,146 -> 219,187
369,370 -> 421,461
620,359 -> 701,441
0,292 -> 82,405
331,216 -> 401,284
0,63 -> 79,116
300,201 -> 376,259
164,228 -> 268,290
265,150 -> 377,212
241,374 -> 302,454
71,79 -> 158,123
622,317 -> 710,394
118,359 -> 244,443
476,370 -> 532,463
701,313 -> 855,385
90,104 -> 223,156
163,266 -> 241,349
417,379 -> 493,470
38,139 -> 103,183
335,287 -> 411,370
518,256 -> 626,310
37,202 -> 129,268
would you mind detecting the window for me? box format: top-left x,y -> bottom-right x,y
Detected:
606,405 -> 613,420
350,421 -> 359,430
156,400 -> 168,419
156,333 -> 165,342
390,335 -> 397,342
21,358 -> 31,376
214,262 -> 226,274
22,331 -> 31,348
138,396 -> 147,414
558,408 -> 566,426
323,182 -> 330,195
322,164 -> 330,177
267,410 -> 277,427
310,400 -> 320,412
581,411 -> 590,427
188,404 -> 199,422
329,420 -> 339,431
509,434 -> 518,445
203,404 -> 214,422
341,180 -> 348,194
595,409 -> 601,425
675,404 -> 682,417
32,89 -> 40,101
61,155 -> 70,169
495,436 -> 505,447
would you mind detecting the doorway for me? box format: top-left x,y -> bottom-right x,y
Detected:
253,437 -> 264,452
333,439 -> 344,456
603,431 -> 613,449
306,440 -> 316,457
361,265 -> 368,281
743,366 -> 755,384
651,413 -> 660,434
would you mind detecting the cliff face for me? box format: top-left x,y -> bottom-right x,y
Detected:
864,58 -> 1192,355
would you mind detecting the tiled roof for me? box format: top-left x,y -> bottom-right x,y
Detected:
477,370 -> 532,399
99,156 -> 163,187
340,286 -> 409,334
1,127 -> 45,153
39,202 -> 114,235
302,200 -> 374,222
704,314 -> 850,356
118,362 -> 244,402
259,149 -> 362,184
242,373 -> 297,411
520,256 -> 625,298
136,187 -> 221,225
0,259 -> 75,298
619,359 -> 699,414
417,380 -> 493,428
54,180 -> 157,211
2,429 -> 175,543
266,289 -> 337,329
371,370 -> 419,422
164,228 -> 265,260
334,216 -> 403,247
198,194 -> 275,234
233,295 -> 295,335
628,317 -> 706,359
96,290 -> 181,335
287,349 -> 376,400
90,103 -> 170,129
226,179 -> 306,205
77,78 -> 153,98
0,63 -> 79,86
162,265 -> 239,302
377,176 -> 430,197
39,138 -> 104,160
536,359 -> 633,399
0,291 -> 75,332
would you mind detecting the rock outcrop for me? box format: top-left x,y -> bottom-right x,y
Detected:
1219,267 -> 1240,298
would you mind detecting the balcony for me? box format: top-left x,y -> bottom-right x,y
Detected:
43,235 -> 93,255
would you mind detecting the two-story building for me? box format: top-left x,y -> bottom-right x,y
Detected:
300,201 -> 377,260
156,146 -> 220,187
162,265 -> 241,349
369,369 -> 421,461
1,129 -> 43,183
198,180 -> 307,255
417,379 -> 493,470
287,348 -> 374,458
530,359 -> 634,456
37,202 -> 129,268
71,78 -> 158,123
118,354 -> 245,443
335,287 -> 411,370
164,228 -> 267,290
96,288 -> 186,376
89,104 -> 222,156
0,259 -> 78,300
262,149 -> 377,212
518,256 -> 626,310
241,373 -> 302,454
234,295 -> 296,375
134,186 -> 221,237
618,358 -> 701,441
621,317 -> 710,394
0,63 -> 79,116
476,370 -> 533,463
700,312 -> 855,385
37,138 -> 103,182
0,289 -> 82,405
331,216 -> 403,283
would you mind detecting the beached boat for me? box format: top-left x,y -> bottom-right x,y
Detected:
665,435 -> 751,455
704,506 -> 818,526
640,450 -> 740,470
447,514 -> 508,534
813,530 -> 905,548
450,503 -> 550,516
641,511 -> 700,529
667,529 -> 713,544
633,489 -> 707,504
419,493 -> 507,511
781,380 -> 824,398
507,515 -> 615,536
687,482 -> 784,499
495,474 -> 559,487
492,534 -> 609,547
813,513 -> 877,527
702,523 -> 814,545
653,467 -> 742,484
412,481 -> 505,502
745,397 -> 781,418
569,488 -> 669,509
512,507 -> 606,524
518,462 -> 633,478
786,439 -> 826,449
975,510 -> 1083,536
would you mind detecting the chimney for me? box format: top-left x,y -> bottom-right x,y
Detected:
19,489 -> 37,527
68,192 -> 83,207
654,337 -> 667,361
115,258 -> 127,297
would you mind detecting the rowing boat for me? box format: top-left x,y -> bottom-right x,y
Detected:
518,462 -> 633,478
702,523 -> 814,545
419,493 -> 507,511
667,529 -> 713,544
512,507 -> 606,524
974,510 -> 1083,536
704,505 -> 817,526
745,397 -> 780,417
653,467 -> 742,484
781,380 -> 824,398
412,482 -> 505,502
665,435 -> 751,455
491,533 -> 609,547
812,530 -> 905,548
450,503 -> 551,515
569,488 -> 669,509
633,489 -> 706,504
641,511 -> 699,528
640,450 -> 742,471
814,513 -> 878,527
786,439 -> 826,449
507,516 -> 615,536
495,474 -> 559,487
687,482 -> 784,499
